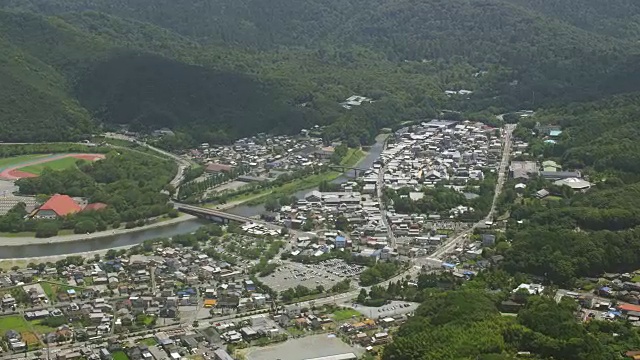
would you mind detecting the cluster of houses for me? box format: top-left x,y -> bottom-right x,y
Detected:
261,119 -> 502,258
180,133 -> 337,182
217,314 -> 283,344
382,120 -> 497,189
0,241 -> 278,341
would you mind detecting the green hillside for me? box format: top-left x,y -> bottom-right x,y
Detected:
1,0 -> 640,143
0,34 -> 93,141
3,0 -> 640,106
503,0 -> 640,39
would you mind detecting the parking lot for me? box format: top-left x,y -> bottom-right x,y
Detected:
319,258 -> 366,278
261,259 -> 364,292
245,334 -> 364,360
347,300 -> 420,319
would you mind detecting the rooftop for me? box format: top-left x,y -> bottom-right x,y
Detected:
39,194 -> 82,216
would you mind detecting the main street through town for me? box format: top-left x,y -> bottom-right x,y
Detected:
288,123 -> 517,311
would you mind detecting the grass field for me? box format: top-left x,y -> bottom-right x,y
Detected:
340,148 -> 366,167
243,171 -> 341,206
332,308 -> 361,321
0,154 -> 50,169
112,351 -> 130,360
40,281 -> 84,303
0,315 -> 31,334
139,337 -> 157,346
19,157 -> 86,175
29,320 -> 56,334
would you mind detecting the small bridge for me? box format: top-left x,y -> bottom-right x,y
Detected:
175,203 -> 253,224
328,165 -> 368,178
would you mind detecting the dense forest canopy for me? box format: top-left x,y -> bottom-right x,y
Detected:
382,287 -> 640,359
1,0 -> 640,142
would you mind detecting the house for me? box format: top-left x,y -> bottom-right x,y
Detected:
514,183 -> 526,192
542,160 -> 561,172
540,171 -> 581,180
513,283 -> 544,295
305,191 -> 322,203
33,194 -> 82,219
213,349 -> 235,360
424,170 -> 442,181
5,329 -> 20,341
205,163 -> 234,173
482,234 -> 496,247
509,161 -> 538,181
535,189 -> 549,199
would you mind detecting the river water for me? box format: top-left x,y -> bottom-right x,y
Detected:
0,137 -> 386,259
226,136 -> 386,218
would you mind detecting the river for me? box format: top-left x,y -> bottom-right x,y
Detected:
226,135 -> 386,218
0,136 -> 386,259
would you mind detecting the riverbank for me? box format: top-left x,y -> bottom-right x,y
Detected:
210,147 -> 368,207
0,214 -> 197,246
0,135 -> 387,257
0,243 -> 137,268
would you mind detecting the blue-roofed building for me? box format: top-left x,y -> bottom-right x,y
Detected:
441,262 -> 456,269
244,280 -> 256,292
549,129 -> 562,137
335,236 -> 347,248
598,286 -> 613,297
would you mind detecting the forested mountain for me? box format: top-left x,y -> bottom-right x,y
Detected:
493,94 -> 640,284
1,0 -> 640,142
503,0 -> 640,39
382,286 -> 640,359
0,9 -> 313,142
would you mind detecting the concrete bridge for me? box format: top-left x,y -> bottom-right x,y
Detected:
328,165 -> 367,178
174,203 -> 254,224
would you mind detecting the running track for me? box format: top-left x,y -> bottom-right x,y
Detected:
0,153 -> 105,180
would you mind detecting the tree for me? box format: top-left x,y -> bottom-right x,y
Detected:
335,215 -> 349,231
74,220 -> 97,234
164,184 -> 176,197
264,197 -> 280,212
357,288 -> 367,303
35,222 -> 59,238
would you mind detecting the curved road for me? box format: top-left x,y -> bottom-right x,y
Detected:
103,133 -> 193,189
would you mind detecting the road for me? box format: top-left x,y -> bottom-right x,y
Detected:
428,123 -> 516,260
103,133 -> 192,189
285,124 -> 517,309
376,142 -> 397,249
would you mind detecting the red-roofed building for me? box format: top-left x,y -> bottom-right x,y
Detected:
82,203 -> 108,212
33,194 -> 82,219
205,163 -> 234,173
618,304 -> 640,313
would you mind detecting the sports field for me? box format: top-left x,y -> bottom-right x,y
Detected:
19,157 -> 86,175
0,154 -> 49,169
0,153 -> 105,180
